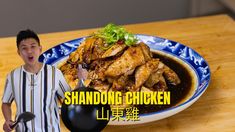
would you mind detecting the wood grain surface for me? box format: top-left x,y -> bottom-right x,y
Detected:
0,14 -> 235,132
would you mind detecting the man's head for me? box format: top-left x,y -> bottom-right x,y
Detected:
16,29 -> 42,66
17,29 -> 40,48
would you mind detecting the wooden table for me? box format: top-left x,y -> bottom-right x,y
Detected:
1,14 -> 235,131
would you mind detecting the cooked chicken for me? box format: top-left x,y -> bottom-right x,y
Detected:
101,44 -> 127,58
153,75 -> 168,91
111,75 -> 129,91
144,70 -> 162,88
59,35 -> 181,93
139,42 -> 152,61
58,24 -> 183,111
105,45 -> 146,77
90,38 -> 106,61
93,83 -> 110,92
134,59 -> 160,91
88,60 -> 114,81
59,62 -> 79,89
68,37 -> 106,65
163,65 -> 181,85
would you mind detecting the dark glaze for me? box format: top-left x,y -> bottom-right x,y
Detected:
138,51 -> 193,114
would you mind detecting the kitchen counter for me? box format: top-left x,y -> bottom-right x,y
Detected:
0,14 -> 235,131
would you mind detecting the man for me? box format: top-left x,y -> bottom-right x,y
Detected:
2,29 -> 71,132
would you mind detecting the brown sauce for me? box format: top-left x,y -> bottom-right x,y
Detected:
138,51 -> 193,114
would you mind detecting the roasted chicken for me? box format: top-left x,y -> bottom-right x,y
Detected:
59,37 -> 181,92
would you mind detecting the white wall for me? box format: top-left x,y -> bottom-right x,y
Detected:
0,0 -> 190,37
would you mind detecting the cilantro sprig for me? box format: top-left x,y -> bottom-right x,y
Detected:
94,23 -> 138,46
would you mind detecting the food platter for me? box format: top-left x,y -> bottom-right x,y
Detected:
39,34 -> 210,125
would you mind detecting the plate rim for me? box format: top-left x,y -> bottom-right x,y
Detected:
39,34 -> 211,125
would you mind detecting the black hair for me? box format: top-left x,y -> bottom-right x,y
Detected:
16,29 -> 40,48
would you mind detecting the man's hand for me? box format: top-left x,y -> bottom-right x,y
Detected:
2,103 -> 13,132
3,120 -> 13,132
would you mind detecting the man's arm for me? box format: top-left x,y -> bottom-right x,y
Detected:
2,103 -> 13,132
2,103 -> 12,121
57,68 -> 71,99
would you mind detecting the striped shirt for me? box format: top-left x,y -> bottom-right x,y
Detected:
2,64 -> 71,132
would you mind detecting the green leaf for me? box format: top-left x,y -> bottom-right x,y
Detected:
94,23 -> 138,47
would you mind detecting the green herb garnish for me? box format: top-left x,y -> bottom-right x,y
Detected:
94,23 -> 138,46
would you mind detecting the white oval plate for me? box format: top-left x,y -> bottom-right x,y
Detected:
39,34 -> 211,125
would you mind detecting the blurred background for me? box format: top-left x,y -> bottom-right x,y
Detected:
0,0 -> 235,37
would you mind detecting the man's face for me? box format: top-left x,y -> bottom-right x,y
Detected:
17,38 -> 42,66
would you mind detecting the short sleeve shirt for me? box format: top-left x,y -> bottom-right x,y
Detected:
2,64 -> 71,132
